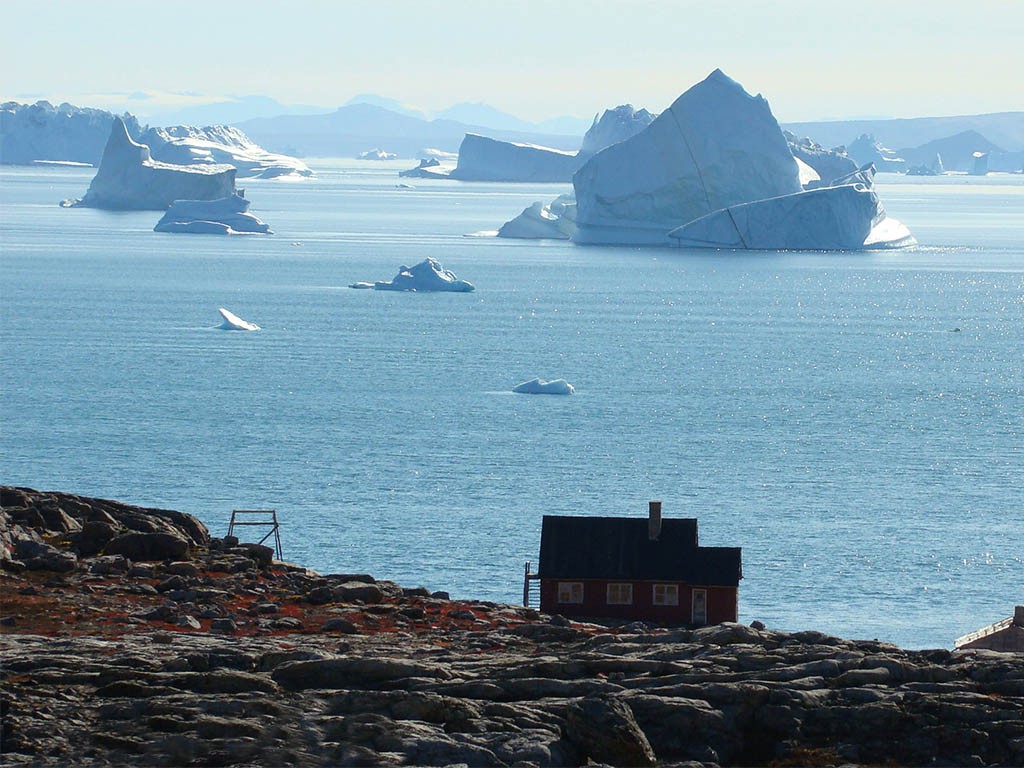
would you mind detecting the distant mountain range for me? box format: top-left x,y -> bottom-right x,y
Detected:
235,103 -> 585,159
782,112 -> 1024,154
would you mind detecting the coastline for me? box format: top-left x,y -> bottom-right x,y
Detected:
2,487 -> 1022,767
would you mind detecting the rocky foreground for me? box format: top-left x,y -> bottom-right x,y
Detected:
1,487 -> 1022,767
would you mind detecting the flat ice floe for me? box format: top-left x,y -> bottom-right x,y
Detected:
218,308 -> 260,331
350,258 -> 474,292
512,378 -> 575,395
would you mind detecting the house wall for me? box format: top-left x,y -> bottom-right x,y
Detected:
539,579 -> 737,624
960,625 -> 1024,652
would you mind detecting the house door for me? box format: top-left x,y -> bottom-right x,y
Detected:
691,588 -> 708,625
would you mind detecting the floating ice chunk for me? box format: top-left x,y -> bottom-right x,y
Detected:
512,378 -> 575,395
155,193 -> 272,234
357,148 -> 397,160
498,194 -> 577,239
668,183 -> 915,251
449,134 -> 582,182
351,258 -> 474,292
218,308 -> 260,331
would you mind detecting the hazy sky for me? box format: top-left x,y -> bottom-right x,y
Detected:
4,0 -> 1022,122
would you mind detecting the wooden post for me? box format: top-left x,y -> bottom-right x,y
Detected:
523,561 -> 531,607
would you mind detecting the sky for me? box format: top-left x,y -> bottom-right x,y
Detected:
3,0 -> 1022,123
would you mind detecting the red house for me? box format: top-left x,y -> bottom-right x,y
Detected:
535,501 -> 741,625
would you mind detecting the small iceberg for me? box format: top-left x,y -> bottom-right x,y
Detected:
218,307 -> 260,331
155,192 -> 272,235
350,258 -> 474,292
512,378 -> 575,395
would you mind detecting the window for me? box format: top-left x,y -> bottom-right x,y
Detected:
653,584 -> 679,606
607,583 -> 633,605
557,582 -> 583,604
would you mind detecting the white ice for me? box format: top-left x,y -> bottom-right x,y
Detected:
572,69 -> 802,245
497,194 -> 577,239
668,183 -> 915,251
155,193 -> 272,235
350,258 -> 474,292
218,307 -> 260,331
512,378 -> 575,395
141,125 -> 312,179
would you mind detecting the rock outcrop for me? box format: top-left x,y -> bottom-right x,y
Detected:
2,486 -> 1022,768
71,118 -> 236,210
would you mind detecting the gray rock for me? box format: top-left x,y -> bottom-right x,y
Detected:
273,657 -> 453,690
565,695 -> 657,766
105,531 -> 189,561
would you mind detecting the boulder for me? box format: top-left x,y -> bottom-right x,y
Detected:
106,532 -> 189,561
564,695 -> 657,766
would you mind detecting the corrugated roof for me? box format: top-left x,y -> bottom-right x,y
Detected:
537,515 -> 741,585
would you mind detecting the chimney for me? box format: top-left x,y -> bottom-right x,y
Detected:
648,500 -> 662,540
1015,606 -> 1024,626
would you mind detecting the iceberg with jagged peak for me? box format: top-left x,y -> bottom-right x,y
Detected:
218,308 -> 259,331
350,258 -> 474,292
154,192 -> 272,235
139,125 -> 312,179
573,69 -> 803,245
570,69 -> 912,250
579,104 -> 656,156
70,118 -> 235,210
512,378 -> 575,395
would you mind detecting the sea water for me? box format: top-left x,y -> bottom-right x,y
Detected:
1,162 -> 1022,649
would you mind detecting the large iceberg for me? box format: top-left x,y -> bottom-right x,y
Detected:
668,182 -> 915,250
71,118 -> 236,210
154,193 -> 272,234
572,70 -> 804,245
139,125 -> 312,179
350,258 -> 474,292
579,105 -> 656,156
448,134 -> 583,182
0,101 -> 143,165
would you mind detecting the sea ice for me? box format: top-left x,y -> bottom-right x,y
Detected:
668,183 -> 915,250
350,258 -> 474,292
218,308 -> 260,331
512,378 -> 575,395
71,118 -> 235,210
154,192 -> 272,235
572,69 -> 803,245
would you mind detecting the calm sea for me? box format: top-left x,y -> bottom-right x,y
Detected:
2,161 -> 1022,649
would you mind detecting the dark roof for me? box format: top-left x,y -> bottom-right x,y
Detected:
537,515 -> 741,586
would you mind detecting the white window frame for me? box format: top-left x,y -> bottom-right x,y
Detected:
652,583 -> 680,606
606,583 -> 633,605
557,582 -> 583,604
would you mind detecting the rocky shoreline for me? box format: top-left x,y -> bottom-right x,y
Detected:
2,487 -> 1022,767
